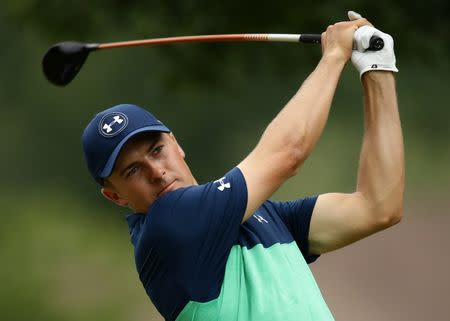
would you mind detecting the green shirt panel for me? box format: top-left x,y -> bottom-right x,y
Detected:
176,242 -> 334,321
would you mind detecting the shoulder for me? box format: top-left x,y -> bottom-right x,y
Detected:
151,167 -> 247,216
142,167 -> 248,242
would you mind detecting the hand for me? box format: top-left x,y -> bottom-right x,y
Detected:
348,11 -> 399,77
321,18 -> 369,64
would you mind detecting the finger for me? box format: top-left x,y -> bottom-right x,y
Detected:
321,31 -> 326,53
348,10 -> 363,21
360,27 -> 374,49
353,18 -> 369,27
353,18 -> 370,27
354,25 -> 376,51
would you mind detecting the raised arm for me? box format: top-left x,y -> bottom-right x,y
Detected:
237,19 -> 368,222
309,71 -> 404,254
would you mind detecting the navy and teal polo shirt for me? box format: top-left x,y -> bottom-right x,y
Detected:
126,167 -> 334,321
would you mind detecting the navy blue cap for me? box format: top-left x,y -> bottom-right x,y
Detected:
82,104 -> 170,185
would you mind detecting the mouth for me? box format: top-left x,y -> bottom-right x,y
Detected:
158,180 -> 176,197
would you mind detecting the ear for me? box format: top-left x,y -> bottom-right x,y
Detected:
169,133 -> 186,158
101,187 -> 128,207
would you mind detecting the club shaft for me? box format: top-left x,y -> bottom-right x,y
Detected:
97,34 -> 320,50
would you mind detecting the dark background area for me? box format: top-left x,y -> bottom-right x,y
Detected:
1,1 -> 449,320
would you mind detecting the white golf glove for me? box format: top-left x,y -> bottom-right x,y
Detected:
348,11 -> 399,77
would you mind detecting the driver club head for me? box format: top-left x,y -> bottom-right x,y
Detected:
42,41 -> 98,86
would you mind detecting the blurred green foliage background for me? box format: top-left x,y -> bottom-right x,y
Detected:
1,1 -> 449,320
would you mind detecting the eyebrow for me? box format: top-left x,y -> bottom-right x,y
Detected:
118,135 -> 161,177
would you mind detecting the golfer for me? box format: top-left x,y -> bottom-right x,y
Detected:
82,12 -> 404,321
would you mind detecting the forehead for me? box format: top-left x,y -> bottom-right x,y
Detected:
115,132 -> 162,164
125,131 -> 161,147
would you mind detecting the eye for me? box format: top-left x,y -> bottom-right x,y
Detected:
152,145 -> 164,155
126,166 -> 139,178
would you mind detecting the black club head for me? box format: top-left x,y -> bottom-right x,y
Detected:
42,41 -> 98,86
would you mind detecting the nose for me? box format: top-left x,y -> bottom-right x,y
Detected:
143,158 -> 166,182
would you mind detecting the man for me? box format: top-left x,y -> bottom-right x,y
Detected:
82,12 -> 404,321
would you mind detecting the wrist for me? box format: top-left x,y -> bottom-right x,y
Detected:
362,70 -> 395,84
320,53 -> 348,70
362,71 -> 396,99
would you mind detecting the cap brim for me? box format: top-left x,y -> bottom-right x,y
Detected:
100,125 -> 170,179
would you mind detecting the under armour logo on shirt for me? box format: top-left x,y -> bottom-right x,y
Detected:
214,177 -> 231,191
99,112 -> 128,137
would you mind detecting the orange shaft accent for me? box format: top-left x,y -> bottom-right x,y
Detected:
98,34 -> 270,49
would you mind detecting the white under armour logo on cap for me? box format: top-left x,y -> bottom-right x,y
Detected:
98,112 -> 128,137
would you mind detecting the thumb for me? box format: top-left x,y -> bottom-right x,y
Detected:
354,25 -> 376,51
348,10 -> 363,21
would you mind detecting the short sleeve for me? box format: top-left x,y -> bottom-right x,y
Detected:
139,167 -> 247,300
270,196 -> 319,263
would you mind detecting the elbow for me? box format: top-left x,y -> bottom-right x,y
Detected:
391,206 -> 404,225
290,147 -> 308,175
285,131 -> 311,176
261,123 -> 310,178
261,118 -> 313,177
268,137 -> 309,179
376,204 -> 404,229
282,145 -> 308,178
381,210 -> 403,228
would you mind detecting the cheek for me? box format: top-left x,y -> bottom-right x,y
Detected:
173,157 -> 190,180
177,145 -> 185,158
124,180 -> 149,198
127,182 -> 156,206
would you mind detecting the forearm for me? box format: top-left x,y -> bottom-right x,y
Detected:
258,55 -> 346,166
238,20 -> 367,220
356,71 -> 404,223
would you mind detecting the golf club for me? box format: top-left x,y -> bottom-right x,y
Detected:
42,33 -> 384,86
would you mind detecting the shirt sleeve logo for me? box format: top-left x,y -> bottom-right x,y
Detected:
253,214 -> 269,223
98,112 -> 128,137
214,176 -> 231,191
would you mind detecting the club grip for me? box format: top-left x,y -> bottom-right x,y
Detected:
367,36 -> 384,51
299,34 -> 384,51
299,34 -> 321,44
